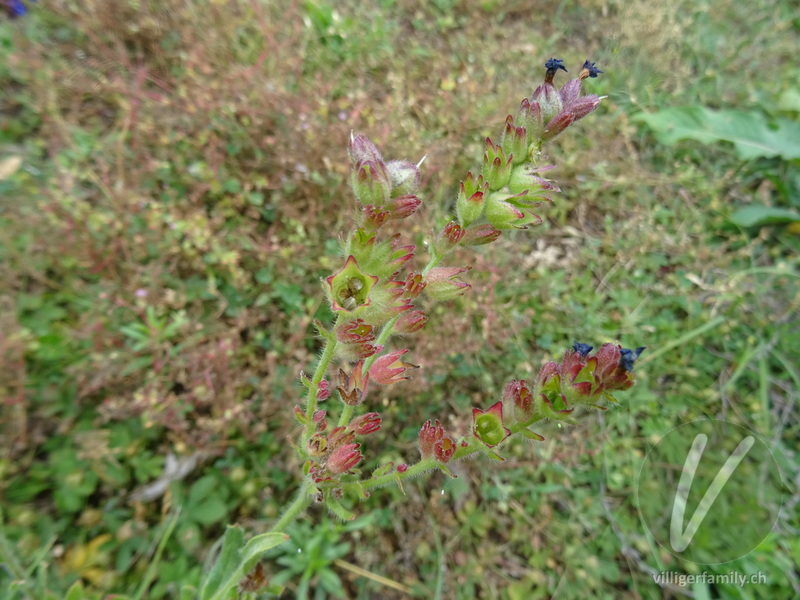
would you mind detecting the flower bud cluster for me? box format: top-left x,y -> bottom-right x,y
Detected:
414,343 -> 643,463
304,410 -> 383,484
325,134 -> 473,394
307,58 -> 616,510
500,343 -> 645,439
418,420 -> 456,463
449,58 -> 603,233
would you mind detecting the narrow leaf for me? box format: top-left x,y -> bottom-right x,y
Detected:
200,526 -> 244,600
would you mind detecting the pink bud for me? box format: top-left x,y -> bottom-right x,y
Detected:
461,224 -> 502,246
434,437 -> 456,463
370,349 -> 418,385
559,78 -> 582,105
401,272 -> 427,299
349,412 -> 381,436
418,419 -> 445,458
317,380 -> 330,401
328,443 -> 363,474
437,221 -> 466,251
385,194 -> 421,220
503,379 -> 534,423
395,309 -> 428,334
361,204 -> 390,229
424,266 -> 471,302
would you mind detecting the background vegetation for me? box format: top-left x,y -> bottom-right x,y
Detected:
1,1 -> 798,598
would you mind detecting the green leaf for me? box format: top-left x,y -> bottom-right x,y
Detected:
65,581 -> 86,600
200,529 -> 289,600
191,497 -> 228,526
200,526 -> 245,600
180,585 -> 197,600
730,205 -> 800,228
240,532 -> 290,570
317,567 -> 344,595
635,107 -> 800,160
189,475 -> 218,505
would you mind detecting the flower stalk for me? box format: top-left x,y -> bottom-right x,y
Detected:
202,57 -> 643,598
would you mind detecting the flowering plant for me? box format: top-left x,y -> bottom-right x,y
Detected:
200,58 -> 644,599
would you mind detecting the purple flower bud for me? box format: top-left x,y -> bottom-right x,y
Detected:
559,78 -> 582,106
348,133 -> 383,165
542,111 -> 576,141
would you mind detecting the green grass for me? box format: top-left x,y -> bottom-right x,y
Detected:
1,0 -> 798,598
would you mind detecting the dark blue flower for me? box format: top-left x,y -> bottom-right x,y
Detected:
572,342 -> 593,357
544,58 -> 567,74
582,60 -> 603,78
619,346 -> 646,372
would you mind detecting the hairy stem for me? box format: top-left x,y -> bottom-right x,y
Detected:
303,320 -> 340,444
271,478 -> 314,534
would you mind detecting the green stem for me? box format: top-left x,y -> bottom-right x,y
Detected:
271,478 -> 314,533
346,436 -> 490,494
303,325 -> 340,444
351,457 -> 440,493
